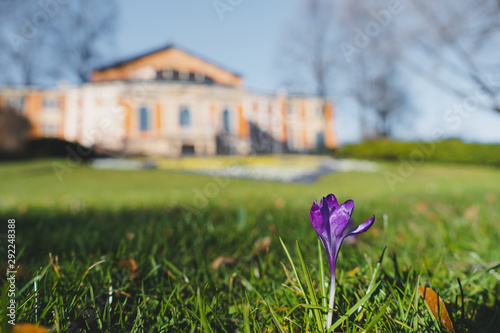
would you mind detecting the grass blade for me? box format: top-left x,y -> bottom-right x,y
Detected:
318,239 -> 327,310
197,287 -> 215,333
264,299 -> 287,333
296,241 -> 324,332
363,296 -> 391,332
280,237 -> 307,300
329,281 -> 381,331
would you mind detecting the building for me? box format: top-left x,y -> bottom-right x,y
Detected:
0,45 -> 337,156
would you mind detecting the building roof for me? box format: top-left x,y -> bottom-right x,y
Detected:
94,44 -> 242,78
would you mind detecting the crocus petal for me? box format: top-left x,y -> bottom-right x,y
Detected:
345,215 -> 375,237
329,199 -> 354,238
325,194 -> 339,212
320,197 -> 331,226
310,200 -> 328,239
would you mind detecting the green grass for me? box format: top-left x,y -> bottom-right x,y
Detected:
0,158 -> 499,332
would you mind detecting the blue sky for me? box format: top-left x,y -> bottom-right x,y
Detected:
114,0 -> 299,92
110,1 -> 500,144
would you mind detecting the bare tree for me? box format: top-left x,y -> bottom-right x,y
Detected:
401,0 -> 500,112
278,0 -> 339,99
11,32 -> 49,86
280,0 -> 500,145
54,0 -> 118,83
356,66 -> 409,138
0,1 -> 10,84
0,0 -> 117,86
278,0 -> 343,151
1,1 -> 65,86
279,0 -> 413,140
340,0 -> 411,139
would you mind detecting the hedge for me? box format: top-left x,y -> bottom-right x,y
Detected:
335,139 -> 500,167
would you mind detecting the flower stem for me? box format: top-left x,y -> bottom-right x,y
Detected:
327,274 -> 336,329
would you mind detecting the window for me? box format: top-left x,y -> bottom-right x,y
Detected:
179,71 -> 189,81
222,109 -> 230,133
139,107 -> 149,131
163,69 -> 174,79
44,98 -> 59,108
181,145 -> 195,155
195,72 -> 205,82
316,132 -> 325,148
180,107 -> 191,127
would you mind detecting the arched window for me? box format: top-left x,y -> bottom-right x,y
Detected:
139,107 -> 149,131
180,107 -> 190,127
222,109 -> 230,133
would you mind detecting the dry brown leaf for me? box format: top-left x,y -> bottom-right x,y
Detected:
485,192 -> 497,204
348,267 -> 360,277
434,202 -> 445,211
415,201 -> 428,213
254,237 -> 272,253
274,197 -> 286,209
118,258 -> 139,280
11,324 -> 50,333
428,212 -> 438,221
464,205 -> 479,221
419,286 -> 455,332
211,256 -> 236,270
1,263 -> 29,281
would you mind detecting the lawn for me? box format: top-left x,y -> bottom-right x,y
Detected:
0,157 -> 499,332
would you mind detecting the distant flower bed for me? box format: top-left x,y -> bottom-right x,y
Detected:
92,156 -> 378,183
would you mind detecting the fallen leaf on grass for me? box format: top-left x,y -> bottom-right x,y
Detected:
274,197 -> 286,209
118,258 -> 139,280
370,227 -> 381,237
212,256 -> 236,270
485,192 -> 497,204
464,205 -> 479,221
11,324 -> 50,333
1,263 -> 29,281
348,267 -> 360,277
254,236 -> 272,253
415,201 -> 428,213
419,285 -> 455,332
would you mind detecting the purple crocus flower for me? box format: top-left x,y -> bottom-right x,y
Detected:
310,194 -> 375,327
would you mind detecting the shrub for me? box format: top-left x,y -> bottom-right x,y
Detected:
0,105 -> 32,153
335,139 -> 500,166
